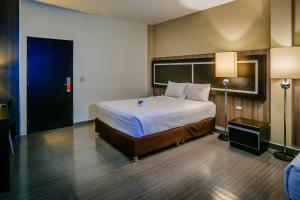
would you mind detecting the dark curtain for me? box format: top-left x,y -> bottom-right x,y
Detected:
0,0 -> 20,135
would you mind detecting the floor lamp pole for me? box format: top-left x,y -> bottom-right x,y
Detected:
273,79 -> 295,161
284,81 -> 287,155
218,79 -> 229,141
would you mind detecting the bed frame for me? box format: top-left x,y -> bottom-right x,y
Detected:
95,117 -> 215,161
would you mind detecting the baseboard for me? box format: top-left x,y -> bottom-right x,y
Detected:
214,127 -> 300,156
269,142 -> 300,156
74,119 -> 94,126
214,126 -> 225,134
14,120 -> 95,137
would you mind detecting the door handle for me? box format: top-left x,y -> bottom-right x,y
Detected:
65,77 -> 72,93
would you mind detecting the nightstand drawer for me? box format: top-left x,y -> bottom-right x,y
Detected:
228,125 -> 259,150
228,118 -> 270,155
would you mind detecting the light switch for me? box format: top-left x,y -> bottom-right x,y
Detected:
80,76 -> 85,82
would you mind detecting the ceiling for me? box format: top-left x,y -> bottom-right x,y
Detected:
33,0 -> 235,25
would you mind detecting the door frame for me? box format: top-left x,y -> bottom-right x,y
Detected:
26,36 -> 74,133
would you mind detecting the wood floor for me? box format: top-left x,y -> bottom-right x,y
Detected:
0,123 -> 288,200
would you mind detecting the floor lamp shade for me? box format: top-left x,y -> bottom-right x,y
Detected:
271,47 -> 300,79
215,52 -> 237,141
215,52 -> 237,78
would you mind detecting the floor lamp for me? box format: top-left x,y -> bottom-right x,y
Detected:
215,52 -> 237,141
271,47 -> 300,161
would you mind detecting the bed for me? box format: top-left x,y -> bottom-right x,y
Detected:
95,96 -> 216,160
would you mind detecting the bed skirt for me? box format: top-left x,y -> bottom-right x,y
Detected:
95,117 -> 215,159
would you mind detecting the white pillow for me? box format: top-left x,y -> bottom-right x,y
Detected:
165,81 -> 187,98
185,83 -> 211,101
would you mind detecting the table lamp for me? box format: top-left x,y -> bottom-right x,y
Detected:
271,47 -> 300,161
215,52 -> 237,141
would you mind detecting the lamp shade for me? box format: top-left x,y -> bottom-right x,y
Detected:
215,52 -> 237,78
271,47 -> 300,79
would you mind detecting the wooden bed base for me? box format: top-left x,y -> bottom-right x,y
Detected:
95,117 -> 215,160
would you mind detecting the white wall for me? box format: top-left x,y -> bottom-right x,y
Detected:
20,1 -> 148,135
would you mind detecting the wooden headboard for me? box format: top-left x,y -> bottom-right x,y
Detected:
152,51 -> 267,100
152,49 -> 270,127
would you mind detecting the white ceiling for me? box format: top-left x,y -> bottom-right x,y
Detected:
33,0 -> 235,25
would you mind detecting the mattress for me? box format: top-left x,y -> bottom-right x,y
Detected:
96,96 -> 216,138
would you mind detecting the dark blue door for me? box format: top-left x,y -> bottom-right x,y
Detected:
27,37 -> 73,133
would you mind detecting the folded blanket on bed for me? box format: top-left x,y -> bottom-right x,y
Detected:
285,153 -> 300,200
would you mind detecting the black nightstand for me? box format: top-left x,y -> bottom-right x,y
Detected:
228,118 -> 270,155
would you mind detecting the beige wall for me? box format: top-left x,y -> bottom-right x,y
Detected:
270,0 -> 293,146
271,0 -> 292,47
152,0 -> 270,57
293,0 -> 300,146
148,26 -> 155,96
294,0 -> 300,45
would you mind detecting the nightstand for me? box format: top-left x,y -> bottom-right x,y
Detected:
228,118 -> 270,155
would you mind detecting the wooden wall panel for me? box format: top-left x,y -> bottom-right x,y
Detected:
293,80 -> 300,146
152,49 -> 270,128
0,0 -> 20,134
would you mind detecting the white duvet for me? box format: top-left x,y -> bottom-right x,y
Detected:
96,96 -> 216,138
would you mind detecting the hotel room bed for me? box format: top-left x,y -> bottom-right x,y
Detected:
95,96 -> 216,160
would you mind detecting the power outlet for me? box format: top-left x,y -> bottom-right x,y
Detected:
236,106 -> 243,111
